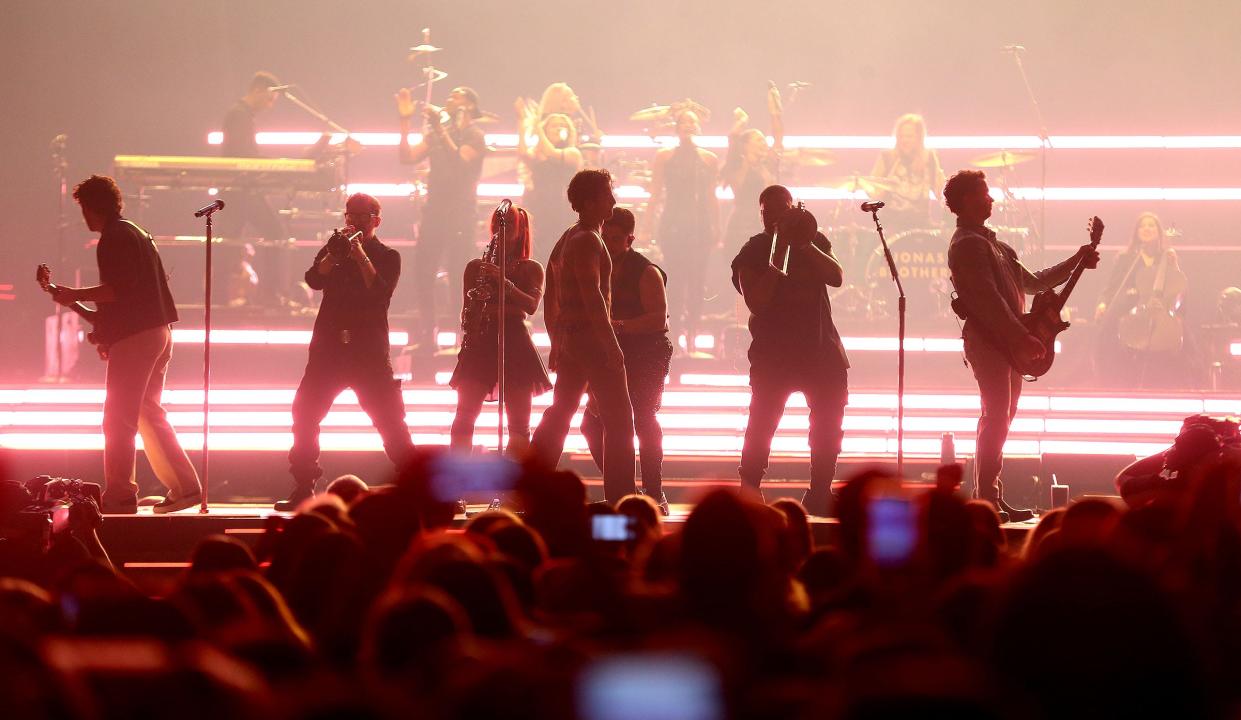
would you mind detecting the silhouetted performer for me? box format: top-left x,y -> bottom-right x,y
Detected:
581,208 -> 673,514
283,193 -> 414,510
397,86 -> 487,349
945,170 -> 1098,522
531,169 -> 636,502
449,205 -> 551,454
731,186 -> 848,517
51,175 -> 200,514
217,72 -> 286,246
646,105 -> 719,352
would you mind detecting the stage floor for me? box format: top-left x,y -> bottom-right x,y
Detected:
101,500 -> 1041,592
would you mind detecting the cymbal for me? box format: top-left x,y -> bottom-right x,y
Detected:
827,174 -> 899,193
629,105 -> 670,122
784,148 -> 836,167
408,43 -> 442,55
971,150 -> 1035,168
579,142 -> 603,152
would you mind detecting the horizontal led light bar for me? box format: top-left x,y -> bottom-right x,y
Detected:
170,329 -> 409,346
342,181 -> 1241,203
208,132 -> 1241,151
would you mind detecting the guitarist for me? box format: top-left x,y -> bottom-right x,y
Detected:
48,175 -> 201,514
944,170 -> 1099,522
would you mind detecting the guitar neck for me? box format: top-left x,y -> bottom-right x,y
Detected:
1053,237 -> 1101,312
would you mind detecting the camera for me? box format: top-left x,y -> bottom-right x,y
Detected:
0,476 -> 102,555
326,228 -> 361,259
1165,415 -> 1240,473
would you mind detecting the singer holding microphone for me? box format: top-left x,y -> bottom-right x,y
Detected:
48,175 -> 201,514
281,193 -> 415,510
730,185 -> 849,516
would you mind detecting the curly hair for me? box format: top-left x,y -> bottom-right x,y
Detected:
942,169 -> 987,215
72,175 -> 123,217
566,168 -> 612,213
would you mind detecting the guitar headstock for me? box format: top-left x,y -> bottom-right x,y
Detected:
36,264 -> 51,291
1088,216 -> 1105,246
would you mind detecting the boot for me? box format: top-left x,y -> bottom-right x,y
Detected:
275,482 -> 315,512
505,429 -> 531,458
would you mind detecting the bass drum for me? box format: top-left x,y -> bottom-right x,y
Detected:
862,227 -> 956,332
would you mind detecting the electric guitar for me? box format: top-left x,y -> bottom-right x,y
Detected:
1011,216 -> 1104,378
36,264 -> 108,360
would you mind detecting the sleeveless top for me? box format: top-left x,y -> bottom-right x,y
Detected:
613,249 -> 668,334
547,225 -> 612,331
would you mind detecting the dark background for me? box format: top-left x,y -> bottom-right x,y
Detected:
2,0 -> 1238,380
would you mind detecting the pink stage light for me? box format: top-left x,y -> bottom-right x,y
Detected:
1009,188 -> 1241,201
1048,396 -> 1204,414
171,329 -> 410,346
209,131 -> 1241,151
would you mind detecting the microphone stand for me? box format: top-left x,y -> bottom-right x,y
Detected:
496,202 -> 509,455
276,88 -> 352,197
51,135 -> 68,382
1006,47 -> 1050,262
197,202 -> 224,514
867,206 -> 906,477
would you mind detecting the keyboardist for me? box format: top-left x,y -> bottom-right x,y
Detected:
218,71 -> 287,248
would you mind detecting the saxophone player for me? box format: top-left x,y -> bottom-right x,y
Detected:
448,203 -> 551,454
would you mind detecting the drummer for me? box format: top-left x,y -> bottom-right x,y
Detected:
869,113 -> 946,230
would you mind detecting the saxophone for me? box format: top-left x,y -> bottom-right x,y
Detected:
460,226 -> 502,352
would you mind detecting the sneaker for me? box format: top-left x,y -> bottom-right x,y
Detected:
152,491 -> 202,514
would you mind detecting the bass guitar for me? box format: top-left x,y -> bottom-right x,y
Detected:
1011,216 -> 1104,378
36,264 -> 108,360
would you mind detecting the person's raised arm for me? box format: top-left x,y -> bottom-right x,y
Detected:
794,233 -> 844,288
396,88 -> 429,166
616,265 -> 669,335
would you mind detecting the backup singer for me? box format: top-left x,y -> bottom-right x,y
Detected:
282,193 -> 414,510
449,204 -> 552,454
645,103 -> 720,353
515,82 -> 589,244
581,209 -> 674,514
531,170 -> 636,502
945,170 -> 1099,522
731,186 -> 848,517
51,176 -> 201,514
397,86 -> 487,350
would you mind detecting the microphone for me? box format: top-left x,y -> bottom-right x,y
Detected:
1001,45 -> 1026,53
194,199 -> 225,217
860,200 -> 885,213
266,84 -> 295,93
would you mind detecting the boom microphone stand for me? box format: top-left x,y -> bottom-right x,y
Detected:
273,86 -> 353,195
863,201 -> 906,477
194,199 -> 225,514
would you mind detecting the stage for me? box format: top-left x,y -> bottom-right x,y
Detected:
4,375 -> 1238,505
